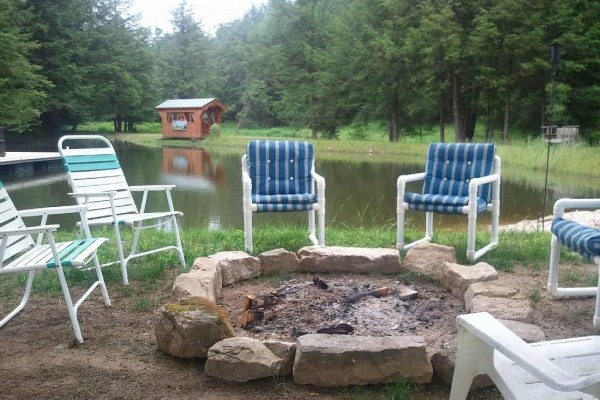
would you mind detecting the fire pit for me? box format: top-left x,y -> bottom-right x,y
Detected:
217,272 -> 463,351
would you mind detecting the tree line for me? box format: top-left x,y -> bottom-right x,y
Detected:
1,0 -> 598,142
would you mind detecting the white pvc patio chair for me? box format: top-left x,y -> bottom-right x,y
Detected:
58,135 -> 185,285
450,312 -> 600,400
547,198 -> 600,330
241,140 -> 325,253
0,183 -> 110,344
397,143 -> 501,262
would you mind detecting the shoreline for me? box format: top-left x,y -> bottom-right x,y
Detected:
501,209 -> 600,232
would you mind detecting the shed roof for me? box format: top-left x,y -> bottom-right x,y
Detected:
155,98 -> 219,109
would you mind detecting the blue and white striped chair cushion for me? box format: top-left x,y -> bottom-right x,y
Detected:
247,140 -> 317,213
406,193 -> 488,214
552,217 -> 600,260
405,143 -> 496,215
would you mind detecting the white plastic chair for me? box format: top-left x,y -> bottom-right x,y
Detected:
450,312 -> 600,400
547,198 -> 600,330
241,140 -> 325,253
397,143 -> 501,262
58,135 -> 185,285
0,183 -> 110,343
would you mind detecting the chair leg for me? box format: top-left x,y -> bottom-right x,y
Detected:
0,270 -> 35,328
244,209 -> 253,254
171,215 -> 186,268
113,223 -> 130,285
54,265 -> 83,343
92,254 -> 111,307
308,209 -> 317,245
450,325 -> 483,400
396,205 -> 405,250
317,207 -> 325,246
467,212 -> 477,262
547,235 -> 561,297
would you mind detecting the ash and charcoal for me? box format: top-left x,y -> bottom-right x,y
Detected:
219,273 -> 463,341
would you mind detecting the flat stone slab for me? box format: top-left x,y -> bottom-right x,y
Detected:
470,296 -> 533,323
205,337 -> 282,382
209,251 -> 261,286
293,334 -> 432,386
499,319 -> 545,343
464,281 -> 519,312
297,246 -> 402,274
172,257 -> 222,302
442,262 -> 498,299
403,243 -> 456,280
258,248 -> 299,274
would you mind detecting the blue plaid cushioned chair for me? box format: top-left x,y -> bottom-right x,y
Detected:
396,143 -> 501,262
241,140 -> 325,253
547,198 -> 600,330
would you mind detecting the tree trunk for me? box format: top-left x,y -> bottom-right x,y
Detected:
439,95 -> 445,143
502,91 -> 511,143
452,73 -> 464,142
389,94 -> 399,142
235,105 -> 250,134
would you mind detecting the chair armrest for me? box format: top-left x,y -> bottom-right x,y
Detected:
397,172 -> 426,188
553,198 -> 600,218
469,173 -> 500,189
311,171 -> 325,185
129,185 -> 175,192
457,312 -> 600,392
18,205 -> 87,218
69,191 -> 116,199
0,225 -> 59,236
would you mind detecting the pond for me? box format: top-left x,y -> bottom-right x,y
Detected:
2,142 -> 599,233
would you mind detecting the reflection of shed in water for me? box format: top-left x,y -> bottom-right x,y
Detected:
155,98 -> 227,140
161,147 -> 225,191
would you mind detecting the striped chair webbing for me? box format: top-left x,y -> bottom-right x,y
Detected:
62,154 -> 121,172
247,140 -> 314,196
552,217 -> 600,260
423,143 -> 496,201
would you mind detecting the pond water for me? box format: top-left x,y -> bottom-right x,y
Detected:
2,142 -> 599,233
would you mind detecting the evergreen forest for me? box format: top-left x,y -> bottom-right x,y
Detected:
1,0 -> 598,142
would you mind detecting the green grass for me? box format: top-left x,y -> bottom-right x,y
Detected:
0,225 -> 570,299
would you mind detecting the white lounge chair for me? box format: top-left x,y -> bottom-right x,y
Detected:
450,312 -> 600,400
547,198 -> 600,330
0,183 -> 110,343
397,143 -> 501,262
241,140 -> 325,253
58,135 -> 185,285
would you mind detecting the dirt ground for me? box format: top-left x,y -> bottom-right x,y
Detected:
1,254 -> 598,400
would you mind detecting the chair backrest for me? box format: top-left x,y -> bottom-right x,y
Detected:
58,135 -> 139,222
423,143 -> 496,200
247,140 -> 314,196
0,184 -> 35,262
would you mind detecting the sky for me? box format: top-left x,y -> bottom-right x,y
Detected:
131,0 -> 268,35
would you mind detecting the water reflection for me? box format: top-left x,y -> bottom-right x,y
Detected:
161,147 -> 225,191
1,143 -> 598,233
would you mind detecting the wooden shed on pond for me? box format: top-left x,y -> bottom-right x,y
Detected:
155,98 -> 227,139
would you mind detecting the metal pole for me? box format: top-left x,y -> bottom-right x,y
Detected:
541,42 -> 560,231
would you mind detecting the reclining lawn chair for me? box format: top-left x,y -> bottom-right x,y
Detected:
58,135 -> 185,285
241,140 -> 325,253
0,183 -> 110,343
396,143 -> 501,262
547,198 -> 600,330
450,312 -> 600,400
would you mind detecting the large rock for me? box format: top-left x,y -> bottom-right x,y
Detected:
263,340 -> 296,376
258,248 -> 300,274
403,243 -> 456,280
431,345 -> 493,390
442,262 -> 498,299
209,251 -> 261,286
205,337 -> 283,382
293,334 -> 432,386
297,246 -> 401,274
155,297 -> 234,359
498,319 -> 545,343
470,296 -> 533,323
464,281 -> 519,313
172,257 -> 222,302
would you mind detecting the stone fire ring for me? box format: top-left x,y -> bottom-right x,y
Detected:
155,244 -> 538,388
